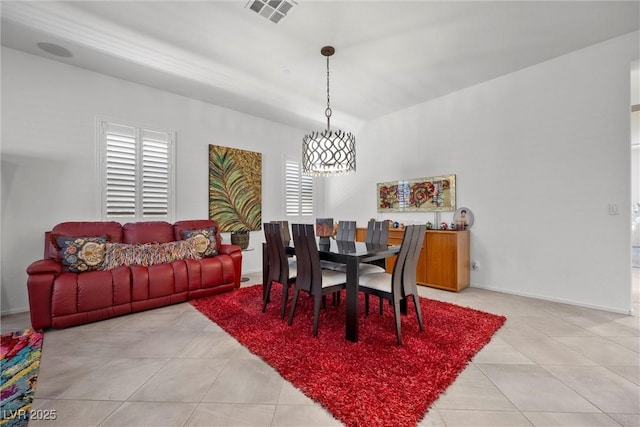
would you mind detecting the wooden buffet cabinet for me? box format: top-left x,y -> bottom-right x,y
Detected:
355,227 -> 470,292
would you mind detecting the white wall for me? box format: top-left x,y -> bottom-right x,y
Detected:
0,47 -> 309,314
632,64 -> 639,248
2,31 -> 638,316
326,31 -> 639,313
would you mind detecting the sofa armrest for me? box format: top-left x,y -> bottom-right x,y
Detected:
218,244 -> 243,286
218,244 -> 241,255
26,261 -> 60,330
27,259 -> 63,275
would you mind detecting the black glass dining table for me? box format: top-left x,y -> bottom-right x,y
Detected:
264,238 -> 400,342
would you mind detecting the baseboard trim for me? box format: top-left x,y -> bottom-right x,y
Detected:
0,307 -> 30,316
470,283 -> 633,315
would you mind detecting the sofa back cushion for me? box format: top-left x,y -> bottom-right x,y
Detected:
123,221 -> 174,244
173,220 -> 222,250
48,221 -> 123,260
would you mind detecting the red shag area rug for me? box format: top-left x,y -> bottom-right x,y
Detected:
191,285 -> 505,427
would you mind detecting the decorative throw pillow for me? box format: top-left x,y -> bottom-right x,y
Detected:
55,236 -> 108,273
102,240 -> 201,270
181,227 -> 218,257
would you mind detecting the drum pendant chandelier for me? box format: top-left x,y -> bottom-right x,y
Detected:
302,46 -> 356,176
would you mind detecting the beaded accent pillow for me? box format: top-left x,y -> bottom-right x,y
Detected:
102,240 -> 201,270
181,227 -> 218,257
55,235 -> 108,273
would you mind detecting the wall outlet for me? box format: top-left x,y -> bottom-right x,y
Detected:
472,260 -> 480,270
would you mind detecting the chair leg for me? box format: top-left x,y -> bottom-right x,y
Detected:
261,281 -> 273,313
280,282 -> 289,320
331,292 -> 341,306
393,300 -> 402,346
412,295 -> 424,331
364,294 -> 370,316
288,288 -> 300,326
313,295 -> 322,337
262,281 -> 271,304
400,297 -> 408,315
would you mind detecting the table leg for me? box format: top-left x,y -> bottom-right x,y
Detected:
262,243 -> 269,302
345,258 -> 360,342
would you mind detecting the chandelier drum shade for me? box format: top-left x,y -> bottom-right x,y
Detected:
302,46 -> 356,176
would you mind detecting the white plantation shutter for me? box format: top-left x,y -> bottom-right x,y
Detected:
101,120 -> 174,221
285,157 -> 314,217
300,172 -> 314,216
285,160 -> 300,216
105,123 -> 136,216
141,130 -> 169,216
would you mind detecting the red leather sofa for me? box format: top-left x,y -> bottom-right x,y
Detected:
26,219 -> 242,329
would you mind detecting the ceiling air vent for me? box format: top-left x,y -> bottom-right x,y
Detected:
246,0 -> 297,24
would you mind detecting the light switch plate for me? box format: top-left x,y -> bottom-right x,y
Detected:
609,203 -> 620,215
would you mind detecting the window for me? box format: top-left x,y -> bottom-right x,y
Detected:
99,120 -> 175,221
285,156 -> 314,218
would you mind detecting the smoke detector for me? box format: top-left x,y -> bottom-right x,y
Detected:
246,0 -> 297,24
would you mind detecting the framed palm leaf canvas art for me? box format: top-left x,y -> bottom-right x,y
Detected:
209,145 -> 262,231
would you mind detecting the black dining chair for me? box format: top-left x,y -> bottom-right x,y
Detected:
365,220 -> 389,245
358,224 -> 425,346
360,220 -> 390,274
262,222 -> 297,319
289,223 -> 346,337
335,220 -> 356,241
334,220 -> 389,276
346,220 -> 391,312
321,220 -> 356,271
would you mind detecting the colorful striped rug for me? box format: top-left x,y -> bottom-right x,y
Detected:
1,328 -> 43,427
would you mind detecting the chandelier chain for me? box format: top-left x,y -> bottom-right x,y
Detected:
325,55 -> 332,130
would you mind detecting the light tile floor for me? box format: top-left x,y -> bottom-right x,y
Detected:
2,269 -> 638,427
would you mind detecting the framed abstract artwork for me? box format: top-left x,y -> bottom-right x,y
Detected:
377,174 -> 456,213
209,145 -> 262,232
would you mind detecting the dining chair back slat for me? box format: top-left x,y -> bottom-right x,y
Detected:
401,226 -> 424,297
270,220 -> 291,246
291,223 -> 313,293
390,226 -> 414,294
264,224 -> 280,283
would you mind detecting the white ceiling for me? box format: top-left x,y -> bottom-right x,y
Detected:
1,1 -> 639,131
